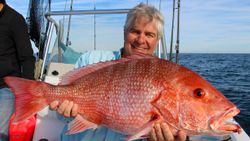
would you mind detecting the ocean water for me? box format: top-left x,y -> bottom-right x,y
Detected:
178,53 -> 250,136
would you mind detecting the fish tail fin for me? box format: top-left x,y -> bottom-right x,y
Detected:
4,76 -> 49,123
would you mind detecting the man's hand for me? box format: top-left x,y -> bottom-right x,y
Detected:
148,122 -> 186,141
49,100 -> 78,117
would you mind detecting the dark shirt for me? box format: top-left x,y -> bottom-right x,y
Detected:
0,4 -> 35,88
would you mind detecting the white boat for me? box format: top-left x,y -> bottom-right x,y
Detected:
25,0 -> 250,140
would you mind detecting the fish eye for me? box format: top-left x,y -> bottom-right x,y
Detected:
193,88 -> 205,98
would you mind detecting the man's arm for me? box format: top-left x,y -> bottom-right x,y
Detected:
11,13 -> 35,79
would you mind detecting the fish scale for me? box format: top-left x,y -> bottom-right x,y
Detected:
56,59 -> 164,133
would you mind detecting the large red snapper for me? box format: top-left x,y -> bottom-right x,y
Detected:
4,54 -> 240,140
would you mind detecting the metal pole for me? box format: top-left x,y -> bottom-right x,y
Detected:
45,9 -> 130,16
175,0 -> 180,64
161,32 -> 167,60
170,0 -> 175,61
94,0 -> 96,50
39,22 -> 54,80
65,0 -> 73,46
161,0 -> 168,60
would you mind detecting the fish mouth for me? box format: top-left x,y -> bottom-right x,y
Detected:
210,107 -> 241,134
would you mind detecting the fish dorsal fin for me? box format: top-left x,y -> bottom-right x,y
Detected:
59,53 -> 155,85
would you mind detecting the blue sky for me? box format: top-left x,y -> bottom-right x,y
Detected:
6,0 -> 250,53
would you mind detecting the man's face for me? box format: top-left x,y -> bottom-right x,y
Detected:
123,16 -> 159,57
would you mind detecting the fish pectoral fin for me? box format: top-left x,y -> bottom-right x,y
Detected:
125,115 -> 158,141
67,115 -> 98,135
125,125 -> 152,141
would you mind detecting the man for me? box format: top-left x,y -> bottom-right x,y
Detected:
0,0 -> 35,140
50,3 -> 186,141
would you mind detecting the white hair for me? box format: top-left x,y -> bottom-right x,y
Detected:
124,3 -> 164,39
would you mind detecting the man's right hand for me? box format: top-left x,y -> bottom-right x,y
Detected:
49,100 -> 78,117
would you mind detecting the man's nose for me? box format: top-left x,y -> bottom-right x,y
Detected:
136,34 -> 145,44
